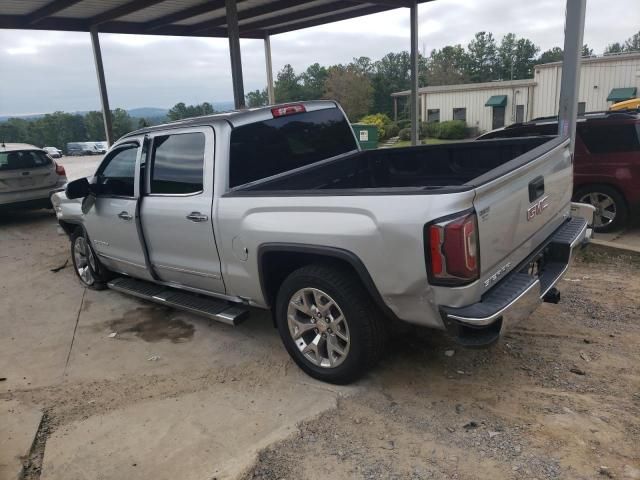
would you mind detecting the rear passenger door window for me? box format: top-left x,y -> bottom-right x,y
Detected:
150,132 -> 205,195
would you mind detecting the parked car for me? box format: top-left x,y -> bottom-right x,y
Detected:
477,110 -> 640,232
66,142 -> 105,156
43,146 -> 63,158
0,143 -> 67,210
52,101 -> 592,384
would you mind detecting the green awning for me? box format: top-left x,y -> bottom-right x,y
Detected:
607,87 -> 637,102
485,95 -> 507,107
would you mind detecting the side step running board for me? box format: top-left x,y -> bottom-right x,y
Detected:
107,277 -> 249,326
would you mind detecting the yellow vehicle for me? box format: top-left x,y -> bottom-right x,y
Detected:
610,97 -> 640,111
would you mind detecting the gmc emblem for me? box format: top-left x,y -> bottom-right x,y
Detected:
527,195 -> 549,221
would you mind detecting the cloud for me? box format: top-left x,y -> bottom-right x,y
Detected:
0,0 -> 637,115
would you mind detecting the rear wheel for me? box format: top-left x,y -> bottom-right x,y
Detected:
70,228 -> 110,290
576,185 -> 628,233
275,264 -> 387,384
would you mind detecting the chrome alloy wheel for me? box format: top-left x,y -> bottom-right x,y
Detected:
579,192 -> 616,228
287,288 -> 350,368
73,236 -> 96,285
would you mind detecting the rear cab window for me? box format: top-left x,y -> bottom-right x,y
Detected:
0,150 -> 52,171
229,107 -> 357,188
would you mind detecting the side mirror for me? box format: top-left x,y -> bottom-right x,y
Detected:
65,177 -> 90,199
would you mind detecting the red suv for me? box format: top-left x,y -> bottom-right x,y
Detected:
477,111 -> 640,232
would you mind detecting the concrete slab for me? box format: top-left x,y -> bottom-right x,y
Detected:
0,400 -> 42,480
593,224 -> 640,254
41,382 -> 337,480
57,156 -> 102,181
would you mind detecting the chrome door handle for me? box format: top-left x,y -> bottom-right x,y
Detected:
186,212 -> 208,222
117,211 -> 133,221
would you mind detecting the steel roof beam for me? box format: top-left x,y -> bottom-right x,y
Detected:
242,4 -> 387,36
189,0 -> 307,34
231,1 -> 373,34
345,0 -> 412,7
144,0 -> 227,31
89,0 -> 166,27
25,0 -> 83,25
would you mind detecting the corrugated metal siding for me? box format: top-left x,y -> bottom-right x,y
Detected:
421,85 -> 533,133
533,56 -> 640,117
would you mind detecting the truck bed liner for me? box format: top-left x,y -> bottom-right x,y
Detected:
230,137 -> 551,194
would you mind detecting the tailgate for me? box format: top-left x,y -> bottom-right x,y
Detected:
472,137 -> 573,283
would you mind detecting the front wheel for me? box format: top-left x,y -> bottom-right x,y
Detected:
275,264 -> 387,384
70,228 -> 110,290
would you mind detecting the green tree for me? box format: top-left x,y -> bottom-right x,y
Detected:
604,42 -> 624,54
246,89 -> 269,107
497,34 -> 539,80
111,108 -> 133,140
426,45 -> 469,86
167,102 -> 215,121
324,65 -> 372,121
137,118 -> 149,128
370,51 -> 411,115
538,47 -> 563,64
582,44 -> 594,57
274,64 -> 303,102
467,32 -> 498,82
624,31 -> 640,51
299,63 -> 329,100
84,111 -> 106,140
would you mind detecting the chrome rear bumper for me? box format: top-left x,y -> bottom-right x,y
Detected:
441,216 -> 589,346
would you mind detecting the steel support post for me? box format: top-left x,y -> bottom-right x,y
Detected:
409,0 -> 419,146
226,0 -> 245,109
557,0 -> 586,153
264,33 -> 275,105
393,96 -> 398,122
90,27 -> 114,146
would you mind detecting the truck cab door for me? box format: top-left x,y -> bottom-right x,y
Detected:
139,126 -> 225,294
83,139 -> 151,280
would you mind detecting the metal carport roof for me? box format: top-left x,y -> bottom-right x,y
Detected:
0,0 -> 432,38
0,0 -> 587,152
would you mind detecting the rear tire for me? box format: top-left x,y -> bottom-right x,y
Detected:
275,264 -> 387,384
70,228 -> 111,290
575,185 -> 628,233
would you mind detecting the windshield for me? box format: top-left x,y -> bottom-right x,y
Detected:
0,150 -> 52,171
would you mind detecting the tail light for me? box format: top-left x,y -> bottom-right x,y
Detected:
54,162 -> 66,176
426,211 -> 479,285
271,104 -> 306,118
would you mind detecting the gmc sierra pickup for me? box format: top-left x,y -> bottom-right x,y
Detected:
52,101 -> 593,384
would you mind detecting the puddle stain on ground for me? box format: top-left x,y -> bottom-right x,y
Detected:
107,306 -> 195,343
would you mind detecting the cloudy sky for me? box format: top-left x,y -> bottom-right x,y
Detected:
0,0 -> 638,116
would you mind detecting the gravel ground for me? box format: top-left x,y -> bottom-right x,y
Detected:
243,248 -> 640,480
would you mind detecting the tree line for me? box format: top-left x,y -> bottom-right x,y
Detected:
248,30 -> 639,120
1,30 -> 637,148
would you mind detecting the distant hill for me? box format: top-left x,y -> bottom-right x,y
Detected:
127,107 -> 169,118
0,102 -> 236,122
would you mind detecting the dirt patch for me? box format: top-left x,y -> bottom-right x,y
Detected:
243,251 -> 640,480
106,307 -> 195,343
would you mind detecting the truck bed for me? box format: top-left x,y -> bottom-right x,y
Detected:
232,137 -> 552,194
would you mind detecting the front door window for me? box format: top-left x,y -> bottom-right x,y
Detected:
97,145 -> 138,197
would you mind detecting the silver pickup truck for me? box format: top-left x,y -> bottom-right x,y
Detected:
52,101 -> 593,384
